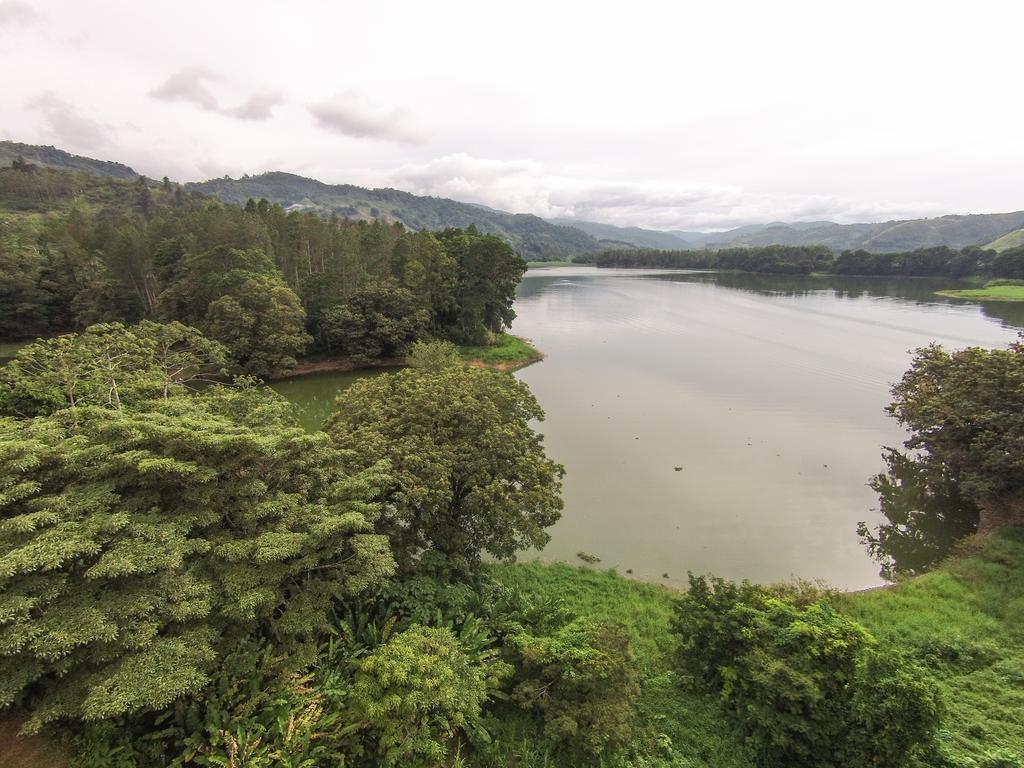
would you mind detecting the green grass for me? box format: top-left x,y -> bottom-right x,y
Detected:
483,531 -> 1024,766
840,529 -> 1024,764
484,563 -> 751,767
937,284 -> 1024,301
458,333 -> 543,368
984,229 -> 1024,252
526,260 -> 579,268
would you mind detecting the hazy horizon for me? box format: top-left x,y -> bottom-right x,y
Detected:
2,0 -> 1021,231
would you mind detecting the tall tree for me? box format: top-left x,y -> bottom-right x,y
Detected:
861,338 -> 1024,575
204,274 -> 311,376
328,360 -> 563,572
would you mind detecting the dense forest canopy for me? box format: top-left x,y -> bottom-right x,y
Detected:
0,161 -> 525,375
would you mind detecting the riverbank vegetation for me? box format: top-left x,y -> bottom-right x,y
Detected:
458,332 -> 542,369
583,242 -> 1024,279
937,280 -> 1024,302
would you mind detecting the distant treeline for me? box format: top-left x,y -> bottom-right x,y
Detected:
581,244 -> 1024,278
0,162 -> 524,374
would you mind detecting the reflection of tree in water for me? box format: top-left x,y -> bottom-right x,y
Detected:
858,339 -> 1024,579
857,449 -> 978,580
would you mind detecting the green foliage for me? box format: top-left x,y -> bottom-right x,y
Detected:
0,388 -> 394,730
351,625 -> 510,767
508,617 -> 640,759
457,333 -> 541,367
406,339 -> 461,372
842,529 -> 1024,765
328,365 -> 563,571
0,165 -> 526,372
0,322 -> 227,418
895,340 -> 1024,499
69,638 -> 357,768
205,274 -> 311,376
593,245 -> 833,275
671,575 -> 942,767
434,228 -> 527,344
320,280 -> 428,363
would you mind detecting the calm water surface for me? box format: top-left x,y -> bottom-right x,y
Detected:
274,268 -> 1023,589
510,268 -> 1021,589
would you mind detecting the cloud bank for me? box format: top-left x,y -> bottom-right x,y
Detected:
390,153 -> 946,231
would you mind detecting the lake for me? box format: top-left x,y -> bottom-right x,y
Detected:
274,268 -> 1024,589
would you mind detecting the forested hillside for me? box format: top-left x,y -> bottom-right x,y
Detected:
189,172 -> 601,261
0,141 -> 138,181
0,161 -> 525,376
5,140 -> 1023,258
558,212 -> 1024,253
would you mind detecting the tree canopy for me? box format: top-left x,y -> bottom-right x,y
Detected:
328,357 -> 564,572
0,386 -> 394,730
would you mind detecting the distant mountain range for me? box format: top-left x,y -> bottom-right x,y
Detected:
556,215 -> 1024,253
3,140 -> 1022,258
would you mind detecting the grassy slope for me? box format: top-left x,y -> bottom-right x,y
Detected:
839,530 -> 1024,763
937,285 -> 1024,301
985,229 -> 1024,252
485,563 -> 751,767
489,529 -> 1024,766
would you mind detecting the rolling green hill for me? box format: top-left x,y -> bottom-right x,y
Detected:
0,140 -> 139,180
556,212 -> 1024,253
189,172 -> 602,261
985,229 -> 1024,252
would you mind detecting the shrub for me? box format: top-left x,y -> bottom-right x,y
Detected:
350,625 -> 511,767
671,574 -> 942,768
508,617 -> 640,759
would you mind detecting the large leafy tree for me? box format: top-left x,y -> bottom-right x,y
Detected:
0,387 -> 394,731
861,338 -> 1024,575
320,280 -> 429,362
205,274 -> 311,376
328,359 -> 563,571
434,227 -> 526,344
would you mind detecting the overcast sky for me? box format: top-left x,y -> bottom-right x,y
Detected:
1,0 -> 1021,231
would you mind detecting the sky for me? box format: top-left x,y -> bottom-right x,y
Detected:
1,0 -> 1022,231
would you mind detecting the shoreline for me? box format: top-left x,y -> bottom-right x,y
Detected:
272,334 -> 544,381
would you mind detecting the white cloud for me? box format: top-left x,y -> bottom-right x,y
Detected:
0,0 -> 1021,229
390,153 -> 947,230
149,68 -> 283,121
308,93 -> 421,144
27,91 -> 111,150
0,1 -> 42,27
